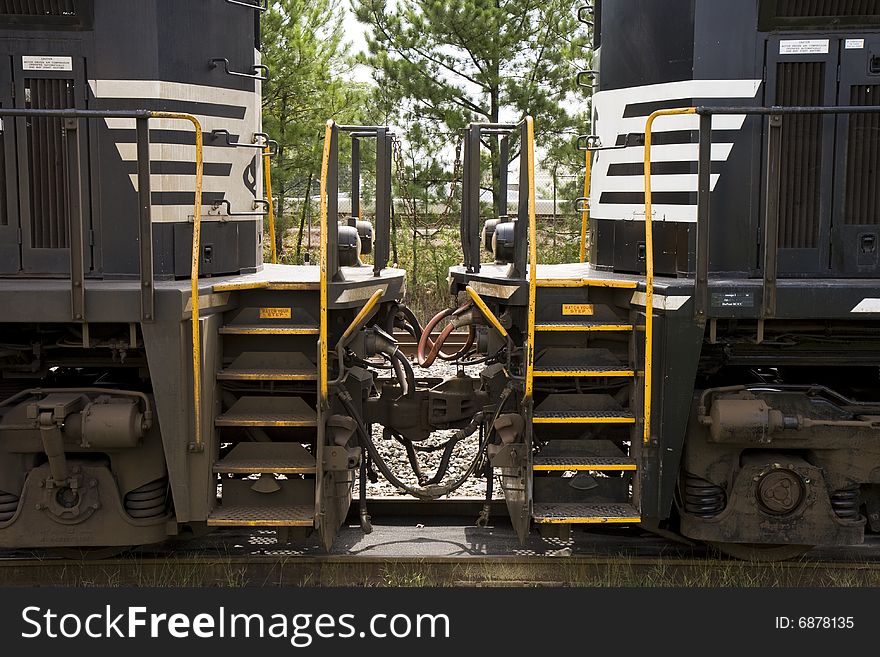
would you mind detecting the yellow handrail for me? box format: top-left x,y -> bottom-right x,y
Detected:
524,115 -> 538,400
579,146 -> 591,263
642,107 -> 696,445
318,120 -> 333,405
263,144 -> 277,264
465,286 -> 509,338
149,111 -> 204,452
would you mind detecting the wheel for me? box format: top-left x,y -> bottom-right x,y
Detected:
709,542 -> 813,562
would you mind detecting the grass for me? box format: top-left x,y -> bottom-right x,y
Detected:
10,553 -> 880,588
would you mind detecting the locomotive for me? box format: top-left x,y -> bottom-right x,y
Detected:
449,0 -> 880,559
0,0 -> 878,561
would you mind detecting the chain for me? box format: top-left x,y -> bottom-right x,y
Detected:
392,136 -> 463,229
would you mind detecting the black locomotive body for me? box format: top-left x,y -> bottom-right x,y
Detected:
448,0 -> 880,557
0,0 -> 408,551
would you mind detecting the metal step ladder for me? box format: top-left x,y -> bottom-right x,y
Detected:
207,289 -> 321,529
527,277 -> 646,527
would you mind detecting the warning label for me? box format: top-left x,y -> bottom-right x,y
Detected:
562,304 -> 594,316
22,56 -> 73,72
259,307 -> 292,319
779,39 -> 829,55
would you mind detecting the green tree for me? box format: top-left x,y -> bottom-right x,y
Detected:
354,0 -> 591,215
262,0 -> 373,261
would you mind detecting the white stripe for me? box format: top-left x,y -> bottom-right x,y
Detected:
613,113 -> 747,135
593,203 -> 696,222
630,292 -> 691,311
115,142 -> 248,163
88,79 -> 255,106
598,143 -> 735,164
598,173 -> 721,193
90,78 -> 262,224
591,79 -> 762,224
103,116 -> 250,132
851,299 -> 880,313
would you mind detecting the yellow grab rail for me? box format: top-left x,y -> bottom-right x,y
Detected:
318,120 -> 333,404
465,286 -> 509,338
524,115 -> 538,400
263,144 -> 277,264
149,112 -> 204,452
642,107 -> 696,444
579,146 -> 591,263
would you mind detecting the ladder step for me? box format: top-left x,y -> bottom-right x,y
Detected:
214,443 -> 316,475
533,409 -> 635,424
532,365 -> 635,378
207,504 -> 314,527
219,325 -> 319,336
216,396 -> 317,428
532,502 -> 640,524
536,278 -> 639,289
217,368 -> 317,381
535,322 -> 633,332
217,351 -> 318,381
533,348 -> 633,378
533,456 -> 636,471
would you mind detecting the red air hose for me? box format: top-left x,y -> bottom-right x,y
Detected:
416,303 -> 477,367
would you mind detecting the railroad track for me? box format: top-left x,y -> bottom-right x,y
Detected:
2,501 -> 880,587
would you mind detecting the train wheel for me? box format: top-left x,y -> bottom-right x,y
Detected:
709,542 -> 813,562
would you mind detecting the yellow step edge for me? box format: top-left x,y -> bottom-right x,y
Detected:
212,281 -> 268,292
215,418 -> 318,428
535,324 -> 633,332
535,278 -> 639,289
532,416 -> 636,424
532,370 -> 636,378
216,371 -> 318,381
267,282 -> 320,291
206,518 -> 314,527
532,464 -> 638,472
533,516 -> 641,524
213,465 -> 317,475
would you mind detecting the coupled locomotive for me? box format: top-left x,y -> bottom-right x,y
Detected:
0,0 -> 878,561
449,0 -> 880,559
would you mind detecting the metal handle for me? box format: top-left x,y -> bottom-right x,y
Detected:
576,70 -> 597,88
575,197 -> 590,213
210,129 -> 269,149
576,134 -> 602,151
210,58 -> 269,81
212,199 -> 270,217
577,5 -> 593,25
224,0 -> 267,11
577,133 -> 644,152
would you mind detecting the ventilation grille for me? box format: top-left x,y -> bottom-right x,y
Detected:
776,62 -> 825,250
0,0 -> 76,15
26,78 -> 73,250
775,0 -> 880,16
844,85 -> 880,226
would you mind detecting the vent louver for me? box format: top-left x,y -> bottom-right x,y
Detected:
0,0 -> 76,15
775,0 -> 880,17
844,85 -> 880,226
26,78 -> 74,250
776,61 -> 825,250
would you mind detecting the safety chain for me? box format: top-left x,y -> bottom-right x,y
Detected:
391,136 -> 463,229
